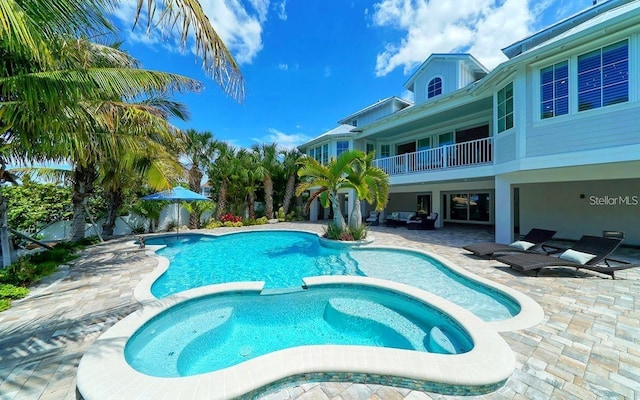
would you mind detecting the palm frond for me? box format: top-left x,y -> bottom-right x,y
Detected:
133,0 -> 244,101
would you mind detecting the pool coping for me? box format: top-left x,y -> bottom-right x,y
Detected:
76,277 -> 516,400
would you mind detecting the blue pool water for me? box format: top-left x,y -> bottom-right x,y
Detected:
125,285 -> 473,377
147,231 -> 520,321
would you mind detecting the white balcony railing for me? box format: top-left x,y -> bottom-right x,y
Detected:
373,137 -> 493,176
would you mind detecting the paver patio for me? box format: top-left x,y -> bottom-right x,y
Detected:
0,222 -> 638,399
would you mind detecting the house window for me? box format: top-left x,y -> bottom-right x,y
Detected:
380,144 -> 390,158
366,143 -> 375,156
336,140 -> 349,157
351,119 -> 358,127
497,82 -> 513,133
310,144 -> 329,164
417,138 -> 431,151
578,40 -> 628,111
540,61 -> 569,119
428,77 -> 442,98
448,192 -> 490,222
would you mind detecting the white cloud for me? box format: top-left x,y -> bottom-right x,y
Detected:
257,128 -> 310,149
111,0 -> 275,65
278,63 -> 289,71
324,66 -> 332,78
275,0 -> 288,20
369,0 -> 553,76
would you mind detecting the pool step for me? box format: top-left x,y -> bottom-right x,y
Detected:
316,253 -> 360,276
324,298 -> 428,352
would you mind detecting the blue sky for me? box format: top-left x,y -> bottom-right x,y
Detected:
112,0 -> 595,150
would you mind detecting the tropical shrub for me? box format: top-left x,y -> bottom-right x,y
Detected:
205,220 -> 223,229
322,222 -> 368,241
348,225 -> 368,241
223,221 -> 243,227
0,283 -> 29,299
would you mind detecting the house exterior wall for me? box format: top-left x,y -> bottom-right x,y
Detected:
519,179 -> 640,245
496,132 -> 517,163
412,59 -> 459,104
354,103 -> 398,126
525,107 -> 640,158
459,61 -> 479,87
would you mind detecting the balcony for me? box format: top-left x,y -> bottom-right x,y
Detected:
372,137 -> 493,176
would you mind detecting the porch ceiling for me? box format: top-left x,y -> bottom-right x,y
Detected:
363,96 -> 493,139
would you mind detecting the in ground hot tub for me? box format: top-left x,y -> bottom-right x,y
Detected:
77,277 -> 515,399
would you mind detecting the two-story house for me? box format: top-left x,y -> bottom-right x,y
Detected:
298,0 -> 640,245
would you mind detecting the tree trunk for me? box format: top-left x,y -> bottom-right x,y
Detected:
188,166 -> 203,228
102,190 -> 123,237
282,173 -> 296,214
70,164 -> 97,242
215,181 -> 228,220
330,193 -> 346,231
349,194 -> 362,230
247,192 -> 256,219
0,195 -> 13,267
264,175 -> 274,219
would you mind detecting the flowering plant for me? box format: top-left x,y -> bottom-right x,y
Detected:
219,213 -> 242,223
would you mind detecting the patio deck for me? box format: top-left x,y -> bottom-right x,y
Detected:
0,222 -> 639,400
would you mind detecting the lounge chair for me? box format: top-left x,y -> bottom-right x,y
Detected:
462,228 -> 557,258
496,235 -> 637,279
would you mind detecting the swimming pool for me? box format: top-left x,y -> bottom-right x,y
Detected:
145,231 -> 520,322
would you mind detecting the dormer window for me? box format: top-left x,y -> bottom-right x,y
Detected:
427,77 -> 442,98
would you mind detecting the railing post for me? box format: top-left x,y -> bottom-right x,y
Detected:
404,153 -> 409,173
443,146 -> 448,169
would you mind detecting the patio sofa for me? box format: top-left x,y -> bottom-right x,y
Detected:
407,212 -> 439,230
385,211 -> 416,227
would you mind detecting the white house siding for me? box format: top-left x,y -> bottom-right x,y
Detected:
519,178 -> 640,245
526,106 -> 640,158
413,60 -> 459,104
357,103 -> 397,126
496,132 -> 517,163
459,62 -> 478,88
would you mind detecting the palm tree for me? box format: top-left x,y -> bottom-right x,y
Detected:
281,148 -> 302,215
100,135 -> 185,236
208,141 -> 236,220
252,143 -> 280,219
182,129 -> 215,228
0,0 -> 244,262
296,151 -> 363,231
344,151 -> 389,230
237,150 -> 262,219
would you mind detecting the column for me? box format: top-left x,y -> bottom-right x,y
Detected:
494,176 -> 513,244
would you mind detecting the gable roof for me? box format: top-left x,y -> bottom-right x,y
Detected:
502,0 -> 633,59
297,124 -> 356,150
337,96 -> 412,125
403,53 -> 489,92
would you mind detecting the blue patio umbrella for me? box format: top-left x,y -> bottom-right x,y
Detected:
142,186 -> 211,236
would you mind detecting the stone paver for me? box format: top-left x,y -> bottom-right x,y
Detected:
0,222 -> 638,400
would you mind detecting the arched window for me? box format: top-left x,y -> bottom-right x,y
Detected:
427,77 -> 442,98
